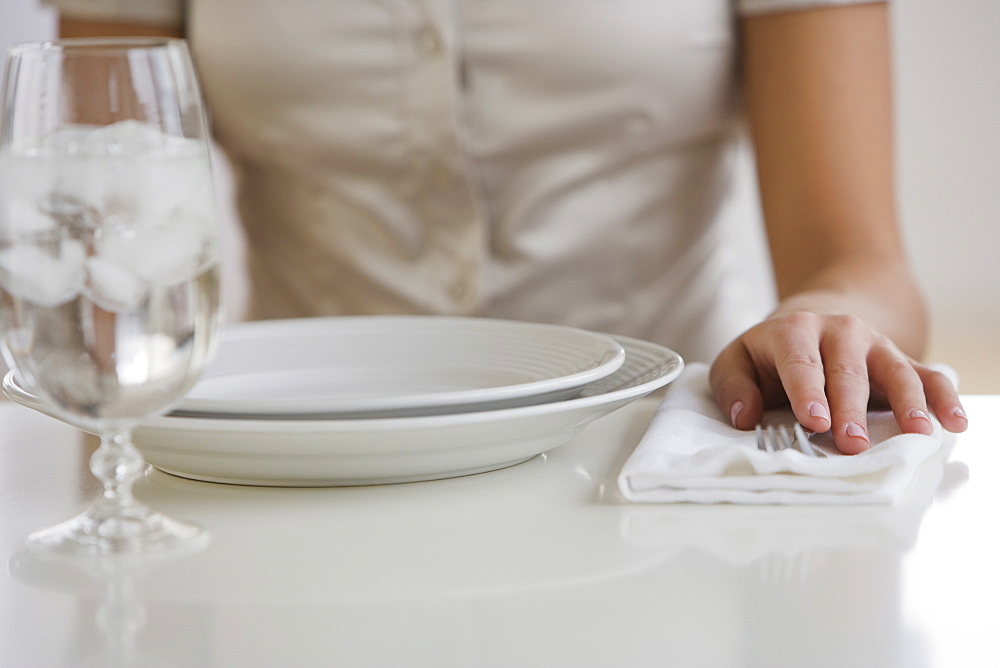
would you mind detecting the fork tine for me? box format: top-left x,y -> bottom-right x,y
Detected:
778,424 -> 794,451
770,425 -> 787,451
753,423 -> 822,456
793,423 -> 820,457
756,425 -> 777,452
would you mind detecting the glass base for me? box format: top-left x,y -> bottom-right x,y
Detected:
26,503 -> 208,558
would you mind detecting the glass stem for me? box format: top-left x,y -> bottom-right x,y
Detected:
91,429 -> 146,512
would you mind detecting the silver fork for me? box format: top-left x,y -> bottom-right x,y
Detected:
754,423 -> 824,457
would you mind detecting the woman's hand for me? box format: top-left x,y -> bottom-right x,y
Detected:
710,310 -> 967,454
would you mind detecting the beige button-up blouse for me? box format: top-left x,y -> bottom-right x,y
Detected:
47,0 -> 886,362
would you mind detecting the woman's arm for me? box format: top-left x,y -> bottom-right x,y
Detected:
59,17 -> 183,39
711,2 -> 967,453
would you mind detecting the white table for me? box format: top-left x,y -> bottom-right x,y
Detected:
1,396 -> 997,667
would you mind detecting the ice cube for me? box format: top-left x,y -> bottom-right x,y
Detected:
0,149 -> 60,221
85,131 -> 213,230
95,219 -> 207,284
39,125 -> 102,156
39,193 -> 101,235
40,122 -> 192,158
84,256 -> 148,311
0,240 -> 84,307
0,200 -> 58,237
64,155 -> 132,220
136,153 -> 215,226
0,145 -> 99,229
73,121 -> 171,157
32,155 -> 109,230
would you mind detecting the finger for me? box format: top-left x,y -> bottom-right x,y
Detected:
768,313 -> 832,434
867,343 -> 933,435
818,315 -> 872,454
918,366 -> 969,433
710,343 -> 764,430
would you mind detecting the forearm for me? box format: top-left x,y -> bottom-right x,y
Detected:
741,4 -> 927,358
59,17 -> 183,39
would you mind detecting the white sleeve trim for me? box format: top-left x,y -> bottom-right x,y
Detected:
42,0 -> 184,27
737,0 -> 888,16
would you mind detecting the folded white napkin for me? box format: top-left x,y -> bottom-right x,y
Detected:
618,363 -> 954,505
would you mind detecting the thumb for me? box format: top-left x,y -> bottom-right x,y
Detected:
710,346 -> 764,430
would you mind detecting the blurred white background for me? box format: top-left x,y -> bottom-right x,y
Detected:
2,0 -> 998,391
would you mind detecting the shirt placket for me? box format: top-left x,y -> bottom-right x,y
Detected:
400,1 -> 485,314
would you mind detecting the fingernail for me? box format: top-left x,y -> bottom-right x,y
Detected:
808,401 -> 831,424
846,422 -> 870,442
908,409 -> 931,423
953,407 -> 968,420
730,400 -> 745,427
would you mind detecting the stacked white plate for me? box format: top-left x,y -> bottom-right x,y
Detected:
4,316 -> 684,486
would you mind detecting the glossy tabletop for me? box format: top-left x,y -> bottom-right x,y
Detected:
1,395 -> 997,667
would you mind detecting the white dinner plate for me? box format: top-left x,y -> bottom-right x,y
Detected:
171,316 -> 626,419
3,335 -> 683,487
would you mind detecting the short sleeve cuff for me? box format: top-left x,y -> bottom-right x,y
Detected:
42,0 -> 184,27
737,0 -> 888,16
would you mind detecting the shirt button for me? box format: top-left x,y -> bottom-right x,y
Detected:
416,28 -> 443,56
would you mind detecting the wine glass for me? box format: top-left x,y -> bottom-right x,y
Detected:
0,38 -> 221,556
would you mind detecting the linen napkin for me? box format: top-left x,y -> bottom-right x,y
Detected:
617,363 -> 954,505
